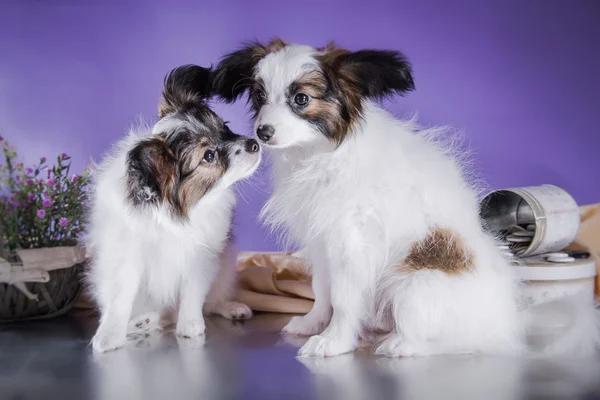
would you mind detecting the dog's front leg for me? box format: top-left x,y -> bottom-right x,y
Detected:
176,256 -> 214,338
282,242 -> 332,336
298,238 -> 371,357
92,257 -> 142,353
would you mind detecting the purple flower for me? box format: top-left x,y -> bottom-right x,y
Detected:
15,162 -> 23,170
36,209 -> 46,218
58,217 -> 68,227
46,178 -> 56,186
0,164 -> 3,169
71,174 -> 79,183
60,152 -> 68,159
25,167 -> 33,175
10,200 -> 19,208
16,176 -> 22,184
26,179 -> 34,186
27,193 -> 35,201
47,170 -> 52,178
83,200 -> 89,207
42,198 -> 52,207
40,157 -> 46,163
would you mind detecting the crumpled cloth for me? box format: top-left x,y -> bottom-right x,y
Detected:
234,251 -> 314,314
234,204 -> 600,313
0,246 -> 86,301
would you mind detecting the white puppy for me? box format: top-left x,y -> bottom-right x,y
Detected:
212,39 -> 600,357
86,65 -> 260,353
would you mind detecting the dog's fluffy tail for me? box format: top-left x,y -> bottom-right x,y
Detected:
522,291 -> 600,358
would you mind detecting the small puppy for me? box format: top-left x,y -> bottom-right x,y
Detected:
87,65 -> 260,353
212,39 -> 600,357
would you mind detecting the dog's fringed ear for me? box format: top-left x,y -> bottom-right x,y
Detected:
159,64 -> 213,118
126,138 -> 175,207
212,38 -> 288,102
335,50 -> 415,99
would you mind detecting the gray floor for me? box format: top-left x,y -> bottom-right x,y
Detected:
1,312 -> 600,400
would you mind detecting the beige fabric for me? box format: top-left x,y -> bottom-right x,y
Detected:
234,252 -> 314,314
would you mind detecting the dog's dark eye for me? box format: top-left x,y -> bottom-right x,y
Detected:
294,93 -> 309,107
255,90 -> 267,104
202,150 -> 215,163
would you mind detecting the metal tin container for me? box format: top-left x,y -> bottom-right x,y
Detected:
480,184 -> 580,257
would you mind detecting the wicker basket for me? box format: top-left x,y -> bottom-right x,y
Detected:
0,246 -> 85,322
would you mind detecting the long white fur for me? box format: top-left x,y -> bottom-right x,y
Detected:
86,124 -> 259,353
254,44 -> 600,358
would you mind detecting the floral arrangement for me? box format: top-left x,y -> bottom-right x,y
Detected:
0,137 -> 91,251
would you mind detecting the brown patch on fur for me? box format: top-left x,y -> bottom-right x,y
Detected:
294,44 -> 362,143
149,140 -> 175,191
127,134 -> 227,219
404,228 -> 474,275
291,70 -> 351,143
265,38 -> 288,53
176,146 -> 225,213
126,137 -> 175,204
248,38 -> 288,63
316,41 -> 338,53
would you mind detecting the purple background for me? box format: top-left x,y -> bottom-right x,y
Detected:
1,0 -> 599,252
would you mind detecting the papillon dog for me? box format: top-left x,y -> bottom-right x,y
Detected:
86,65 -> 260,353
212,39 -> 600,357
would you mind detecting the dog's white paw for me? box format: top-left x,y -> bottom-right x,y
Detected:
127,331 -> 164,351
128,312 -> 162,333
298,335 -> 357,357
297,353 -> 356,374
176,334 -> 207,350
176,319 -> 205,338
92,331 -> 127,353
220,302 -> 253,320
375,335 -> 423,357
282,315 -> 328,336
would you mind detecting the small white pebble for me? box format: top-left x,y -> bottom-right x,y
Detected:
512,230 -> 535,238
543,252 -> 569,259
547,256 -> 575,263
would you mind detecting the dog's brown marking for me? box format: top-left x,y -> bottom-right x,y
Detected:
173,141 -> 226,217
264,38 -> 288,53
308,44 -> 366,143
135,136 -> 226,219
249,38 -> 288,62
292,69 -> 352,143
405,228 -> 473,275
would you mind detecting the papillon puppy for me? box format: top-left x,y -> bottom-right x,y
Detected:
86,65 -> 261,353
212,39 -> 600,357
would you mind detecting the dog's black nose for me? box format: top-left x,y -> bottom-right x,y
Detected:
256,125 -> 274,143
245,138 -> 260,153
